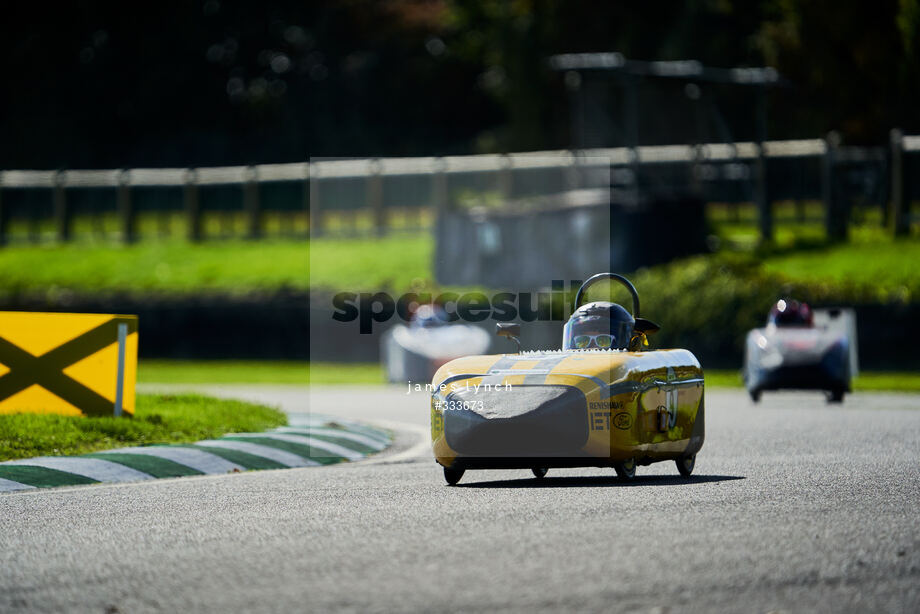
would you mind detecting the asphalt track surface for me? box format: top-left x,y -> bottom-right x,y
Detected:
1,386 -> 919,613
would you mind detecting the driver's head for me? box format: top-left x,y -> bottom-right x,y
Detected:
413,303 -> 447,328
563,301 -> 634,350
768,298 -> 813,328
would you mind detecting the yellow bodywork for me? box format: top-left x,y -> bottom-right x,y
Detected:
431,349 -> 704,469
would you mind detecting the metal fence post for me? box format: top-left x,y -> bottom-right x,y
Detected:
753,86 -> 771,242
889,128 -> 909,237
368,159 -> 385,236
309,163 -> 322,237
823,131 -> 845,242
118,169 -> 136,244
302,162 -> 311,237
624,73 -> 641,207
184,168 -> 202,242
753,144 -> 771,241
565,151 -> 580,192
244,165 -> 262,239
795,199 -> 807,224
53,170 -> 71,242
689,144 -> 703,198
432,157 -> 448,218
499,154 -> 513,204
0,175 -> 6,246
731,142 -> 741,223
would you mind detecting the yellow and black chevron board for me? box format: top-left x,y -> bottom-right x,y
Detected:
0,312 -> 138,417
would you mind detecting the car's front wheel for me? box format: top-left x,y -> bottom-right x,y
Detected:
531,467 -> 548,479
614,458 -> 636,481
676,454 -> 696,478
443,466 -> 464,485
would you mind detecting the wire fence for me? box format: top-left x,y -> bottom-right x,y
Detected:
0,132 -> 917,244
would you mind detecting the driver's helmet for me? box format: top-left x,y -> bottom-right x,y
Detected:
412,304 -> 448,329
563,301 -> 634,350
767,298 -> 813,328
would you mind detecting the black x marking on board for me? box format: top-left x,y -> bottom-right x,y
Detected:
0,317 -> 137,417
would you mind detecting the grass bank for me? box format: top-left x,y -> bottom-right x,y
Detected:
0,234 -> 432,298
704,369 -> 920,392
138,360 -> 382,385
762,238 -> 920,293
3,224 -> 919,369
137,360 -> 920,393
0,239 -> 307,297
0,393 -> 287,461
4,230 -> 918,297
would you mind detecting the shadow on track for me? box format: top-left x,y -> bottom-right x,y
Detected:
457,474 -> 745,488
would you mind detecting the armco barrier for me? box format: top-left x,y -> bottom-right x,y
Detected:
1,134 -> 916,243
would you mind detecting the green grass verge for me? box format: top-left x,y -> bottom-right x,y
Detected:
0,393 -> 287,462
137,361 -> 920,393
0,233 -> 433,298
0,239 -> 307,297
850,373 -> 920,393
138,360 -> 384,385
704,369 -> 920,393
701,370 -> 745,388
309,234 -> 431,292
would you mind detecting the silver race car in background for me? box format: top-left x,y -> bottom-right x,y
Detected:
382,304 -> 492,385
744,299 -> 858,403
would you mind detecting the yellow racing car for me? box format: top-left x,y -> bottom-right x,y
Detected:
430,273 -> 705,485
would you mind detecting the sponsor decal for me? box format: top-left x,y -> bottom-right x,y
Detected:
589,400 -> 623,410
430,401 -> 444,437
590,410 -> 610,431
613,412 -> 633,430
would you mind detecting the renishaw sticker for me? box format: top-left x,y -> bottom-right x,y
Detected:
588,401 -> 623,410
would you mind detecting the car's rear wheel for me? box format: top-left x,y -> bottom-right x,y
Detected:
749,388 -> 761,403
443,466 -> 464,485
826,388 -> 845,404
531,467 -> 548,479
676,454 -> 696,478
614,458 -> 636,481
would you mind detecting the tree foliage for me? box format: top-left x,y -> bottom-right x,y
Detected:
0,0 -> 916,168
